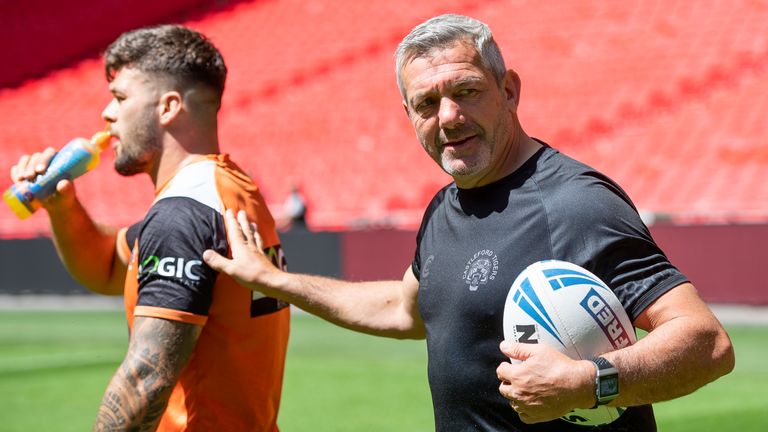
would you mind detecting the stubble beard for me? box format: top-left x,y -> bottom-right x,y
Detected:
440,146 -> 491,177
441,110 -> 515,181
435,123 -> 491,178
114,114 -> 162,177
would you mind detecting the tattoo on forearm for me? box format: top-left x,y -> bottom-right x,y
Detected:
93,317 -> 201,431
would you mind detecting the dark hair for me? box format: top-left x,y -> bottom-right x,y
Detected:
104,24 -> 227,97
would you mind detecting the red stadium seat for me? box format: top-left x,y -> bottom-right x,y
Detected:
1,0 -> 767,238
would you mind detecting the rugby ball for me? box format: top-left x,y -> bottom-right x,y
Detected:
502,260 -> 636,426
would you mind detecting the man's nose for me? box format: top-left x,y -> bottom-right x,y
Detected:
101,99 -> 117,123
438,97 -> 465,130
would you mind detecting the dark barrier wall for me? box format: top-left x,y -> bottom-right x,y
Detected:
1,224 -> 766,305
281,229 -> 342,279
0,238 -> 83,294
341,229 -> 415,281
336,224 -> 768,305
651,224 -> 768,304
0,230 -> 344,295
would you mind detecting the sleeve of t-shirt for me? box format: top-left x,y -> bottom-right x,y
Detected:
548,173 -> 689,320
125,222 -> 141,248
412,185 -> 451,281
134,196 -> 228,325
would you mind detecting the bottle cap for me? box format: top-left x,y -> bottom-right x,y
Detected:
90,128 -> 112,151
3,188 -> 33,219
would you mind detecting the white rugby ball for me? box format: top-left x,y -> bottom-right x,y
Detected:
502,260 -> 636,426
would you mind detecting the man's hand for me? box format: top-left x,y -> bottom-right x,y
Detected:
9,147 -> 77,212
497,341 -> 595,424
203,209 -> 281,293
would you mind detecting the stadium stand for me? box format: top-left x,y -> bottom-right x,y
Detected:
0,0 -> 253,88
1,0 -> 767,238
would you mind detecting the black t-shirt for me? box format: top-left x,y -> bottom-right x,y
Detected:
412,144 -> 688,431
125,196 -> 288,319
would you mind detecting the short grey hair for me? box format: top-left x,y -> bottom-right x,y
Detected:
395,14 -> 507,99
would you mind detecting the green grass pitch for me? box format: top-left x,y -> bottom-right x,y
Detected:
0,310 -> 765,431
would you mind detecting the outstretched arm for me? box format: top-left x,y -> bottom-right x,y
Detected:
496,283 -> 735,423
203,209 -> 425,339
93,317 -> 201,431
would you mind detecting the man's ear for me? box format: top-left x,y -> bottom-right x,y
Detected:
159,91 -> 183,126
503,69 -> 521,112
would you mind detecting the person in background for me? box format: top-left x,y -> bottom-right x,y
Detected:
281,184 -> 308,231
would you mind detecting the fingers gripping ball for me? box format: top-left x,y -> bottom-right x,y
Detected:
502,260 -> 636,426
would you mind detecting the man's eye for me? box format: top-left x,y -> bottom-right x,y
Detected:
415,98 -> 436,113
456,88 -> 478,97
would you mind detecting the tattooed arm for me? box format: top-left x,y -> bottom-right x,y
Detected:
93,317 -> 202,431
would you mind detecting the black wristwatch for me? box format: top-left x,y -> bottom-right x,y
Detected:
591,357 -> 619,408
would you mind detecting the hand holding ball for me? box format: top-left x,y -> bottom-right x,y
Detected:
502,260 -> 636,426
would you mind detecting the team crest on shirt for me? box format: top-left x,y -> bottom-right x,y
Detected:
463,249 -> 499,291
420,255 -> 435,289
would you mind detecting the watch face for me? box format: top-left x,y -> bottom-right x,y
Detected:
600,376 -> 619,395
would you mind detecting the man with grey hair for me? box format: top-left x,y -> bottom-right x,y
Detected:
204,14 -> 734,431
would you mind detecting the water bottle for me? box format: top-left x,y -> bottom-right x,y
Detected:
4,129 -> 112,219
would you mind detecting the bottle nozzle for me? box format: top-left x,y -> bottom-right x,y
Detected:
90,125 -> 112,151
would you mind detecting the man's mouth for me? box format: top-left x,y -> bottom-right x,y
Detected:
442,135 -> 476,149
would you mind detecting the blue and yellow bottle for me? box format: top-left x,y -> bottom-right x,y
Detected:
4,129 -> 112,219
